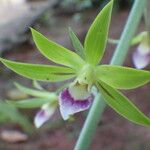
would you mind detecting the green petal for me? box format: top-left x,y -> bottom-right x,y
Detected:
68,27 -> 85,59
131,31 -> 147,45
14,82 -> 57,99
96,65 -> 150,89
0,58 -> 76,82
32,80 -> 44,90
84,0 -> 113,65
7,98 -> 54,108
97,81 -> 150,126
31,28 -> 85,70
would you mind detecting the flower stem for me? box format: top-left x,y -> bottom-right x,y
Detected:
74,0 -> 147,149
143,5 -> 150,41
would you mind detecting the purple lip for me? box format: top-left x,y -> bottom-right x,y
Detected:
59,88 -> 93,120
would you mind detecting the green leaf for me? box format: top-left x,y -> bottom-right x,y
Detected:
14,82 -> 57,99
96,65 -> 150,89
84,0 -> 113,65
31,28 -> 85,70
68,27 -> 85,59
0,58 -> 76,82
97,81 -> 150,126
7,98 -> 54,108
0,101 -> 33,132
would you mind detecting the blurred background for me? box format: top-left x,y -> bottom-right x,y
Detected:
0,0 -> 150,150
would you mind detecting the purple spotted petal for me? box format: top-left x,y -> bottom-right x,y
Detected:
59,88 -> 93,120
133,46 -> 150,69
34,105 -> 55,128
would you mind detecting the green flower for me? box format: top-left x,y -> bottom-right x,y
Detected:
1,0 -> 150,126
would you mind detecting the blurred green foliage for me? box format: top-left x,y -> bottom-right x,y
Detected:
0,100 -> 32,133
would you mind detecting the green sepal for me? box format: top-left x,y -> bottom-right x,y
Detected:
97,81 -> 150,126
96,65 -> 150,89
31,28 -> 85,70
84,0 -> 113,65
7,98 -> 55,108
0,58 -> 76,82
14,82 -> 57,99
131,31 -> 147,45
68,27 -> 85,59
32,80 -> 44,90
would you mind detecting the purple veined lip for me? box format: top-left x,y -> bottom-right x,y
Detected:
133,45 -> 150,69
59,88 -> 93,120
34,104 -> 56,128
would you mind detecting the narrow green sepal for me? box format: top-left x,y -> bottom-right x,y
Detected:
31,28 -> 85,70
14,82 -> 57,99
96,65 -> 150,89
6,98 -> 55,108
0,58 -> 75,82
68,27 -> 85,59
97,81 -> 150,126
84,0 -> 113,65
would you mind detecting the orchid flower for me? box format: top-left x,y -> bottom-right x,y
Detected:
59,80 -> 94,120
132,32 -> 150,69
1,0 -> 150,126
34,103 -> 57,128
7,82 -> 58,128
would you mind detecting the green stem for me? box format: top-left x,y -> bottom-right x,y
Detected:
143,6 -> 150,43
144,6 -> 150,34
75,94 -> 106,150
74,0 -> 147,150
110,0 -> 147,65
